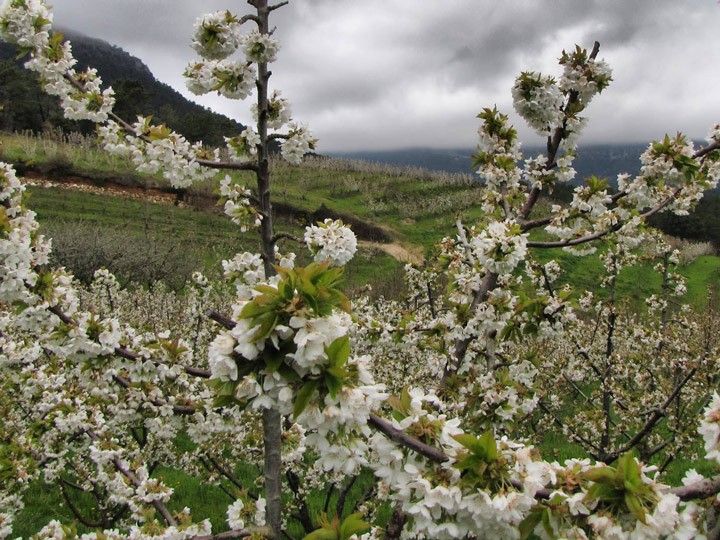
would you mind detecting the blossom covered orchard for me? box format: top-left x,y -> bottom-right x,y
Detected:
2,1 -> 720,539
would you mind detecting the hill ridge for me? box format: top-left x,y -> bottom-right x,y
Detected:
0,31 -> 244,146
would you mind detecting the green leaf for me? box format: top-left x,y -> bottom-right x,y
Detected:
325,335 -> 350,368
399,387 -> 412,414
624,492 -> 647,524
453,433 -> 483,452
518,509 -> 542,540
477,430 -> 499,461
339,513 -> 370,540
324,372 -> 343,399
583,466 -> 617,484
254,284 -> 279,295
293,380 -> 318,419
303,529 -> 337,540
617,452 -> 642,488
252,312 -> 278,343
218,380 -> 236,397
540,507 -> 555,537
239,301 -> 267,319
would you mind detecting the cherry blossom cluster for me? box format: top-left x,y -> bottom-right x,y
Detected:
218,174 -> 261,232
558,45 -> 613,109
511,71 -> 564,135
304,218 -> 358,266
184,9 -> 315,167
523,150 -> 577,189
281,122 -> 318,165
619,133 -> 718,215
468,220 -> 528,274
191,11 -> 242,60
184,59 -> 257,100
699,393 -> 720,463
0,171 -> 281,539
98,119 -> 218,189
225,128 -> 261,159
7,10 -> 116,123
472,107 -> 522,207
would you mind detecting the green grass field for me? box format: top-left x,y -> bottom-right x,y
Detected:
4,131 -> 719,304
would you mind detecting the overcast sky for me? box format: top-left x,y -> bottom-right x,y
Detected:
53,1 -> 720,152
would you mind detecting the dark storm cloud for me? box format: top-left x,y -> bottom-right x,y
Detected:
51,1 -> 720,151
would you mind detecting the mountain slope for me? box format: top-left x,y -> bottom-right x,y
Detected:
332,144 -> 648,185
0,31 -> 244,146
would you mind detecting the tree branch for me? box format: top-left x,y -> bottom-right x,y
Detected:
603,368 -> 697,462
192,529 -> 271,540
47,305 -> 211,379
268,1 -> 289,12
59,479 -> 104,529
527,187 -> 682,248
367,414 -> 448,463
336,475 -> 358,518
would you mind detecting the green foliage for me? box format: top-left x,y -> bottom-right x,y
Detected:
585,175 -> 608,193
387,387 -> 413,421
452,431 -> 510,491
303,513 -> 370,540
239,262 -> 350,334
583,453 -> 658,523
292,335 -> 353,418
516,71 -> 555,100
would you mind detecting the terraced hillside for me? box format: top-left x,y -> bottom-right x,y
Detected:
1,131 -> 718,307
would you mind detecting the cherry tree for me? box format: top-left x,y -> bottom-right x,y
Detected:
1,0 -> 720,539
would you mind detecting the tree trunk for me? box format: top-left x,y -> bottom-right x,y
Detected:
253,0 -> 283,536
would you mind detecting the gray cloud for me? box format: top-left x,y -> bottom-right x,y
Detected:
51,0 -> 720,151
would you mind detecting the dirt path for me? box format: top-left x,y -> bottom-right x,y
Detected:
26,174 -> 424,265
22,173 -> 182,206
359,240 -> 424,265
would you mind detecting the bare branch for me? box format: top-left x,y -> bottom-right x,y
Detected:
192,529 -> 271,540
603,368 -> 697,462
59,480 -> 104,529
696,140 -> 720,160
198,159 -> 258,172
207,309 -> 236,331
238,14 -> 261,26
367,414 -> 448,463
269,1 -> 289,12
673,475 -> 720,501
336,475 -> 358,518
47,305 -> 212,379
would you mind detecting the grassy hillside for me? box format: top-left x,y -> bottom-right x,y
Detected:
1,130 -> 719,306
